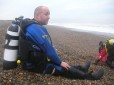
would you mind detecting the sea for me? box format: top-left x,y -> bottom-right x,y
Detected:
49,22 -> 114,37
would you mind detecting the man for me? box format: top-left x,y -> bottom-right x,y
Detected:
19,6 -> 104,80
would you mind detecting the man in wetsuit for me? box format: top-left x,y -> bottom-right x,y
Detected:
19,6 -> 104,80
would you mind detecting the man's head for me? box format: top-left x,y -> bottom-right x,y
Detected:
34,6 -> 50,25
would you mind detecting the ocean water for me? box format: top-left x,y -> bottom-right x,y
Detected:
49,22 -> 114,34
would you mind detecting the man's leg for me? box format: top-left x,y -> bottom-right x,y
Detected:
61,66 -> 104,80
43,63 -> 62,75
71,61 -> 91,73
44,63 -> 104,80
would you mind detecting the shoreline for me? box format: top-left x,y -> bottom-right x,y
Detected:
47,25 -> 114,38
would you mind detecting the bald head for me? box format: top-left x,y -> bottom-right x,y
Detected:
34,6 -> 50,25
34,6 -> 46,17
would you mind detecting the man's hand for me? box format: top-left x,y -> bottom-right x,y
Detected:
60,61 -> 71,70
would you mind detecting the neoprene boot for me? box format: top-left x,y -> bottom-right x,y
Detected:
80,61 -> 91,73
67,67 -> 104,80
86,68 -> 104,80
67,66 -> 87,79
72,61 -> 91,73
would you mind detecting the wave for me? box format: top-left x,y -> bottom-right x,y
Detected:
49,22 -> 114,34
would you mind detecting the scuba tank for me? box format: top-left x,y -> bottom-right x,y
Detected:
108,39 -> 114,46
3,16 -> 23,70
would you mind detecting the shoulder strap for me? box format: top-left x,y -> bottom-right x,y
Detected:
19,18 -> 37,39
21,18 -> 37,33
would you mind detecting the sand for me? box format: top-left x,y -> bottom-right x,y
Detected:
0,21 -> 114,85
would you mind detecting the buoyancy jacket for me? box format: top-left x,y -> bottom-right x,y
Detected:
19,19 -> 62,68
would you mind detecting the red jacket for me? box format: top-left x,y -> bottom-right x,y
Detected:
98,48 -> 108,62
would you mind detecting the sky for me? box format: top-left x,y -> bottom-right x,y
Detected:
0,0 -> 114,25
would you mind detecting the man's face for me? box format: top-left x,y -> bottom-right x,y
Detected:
39,8 -> 50,25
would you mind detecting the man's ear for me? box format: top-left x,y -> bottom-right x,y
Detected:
36,14 -> 40,20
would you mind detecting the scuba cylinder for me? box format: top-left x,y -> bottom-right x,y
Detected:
3,16 -> 23,70
108,39 -> 114,46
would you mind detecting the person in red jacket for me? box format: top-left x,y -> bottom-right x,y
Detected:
95,40 -> 114,69
95,41 -> 108,64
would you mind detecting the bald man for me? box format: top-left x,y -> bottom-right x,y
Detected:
34,6 -> 50,25
19,6 -> 104,80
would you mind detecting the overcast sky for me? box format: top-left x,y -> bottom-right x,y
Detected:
0,0 -> 114,24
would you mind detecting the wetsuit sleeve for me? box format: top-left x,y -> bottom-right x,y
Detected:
26,24 -> 62,65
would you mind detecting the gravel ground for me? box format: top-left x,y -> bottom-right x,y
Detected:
0,21 -> 114,85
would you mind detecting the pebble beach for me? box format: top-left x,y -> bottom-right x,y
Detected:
0,21 -> 114,85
